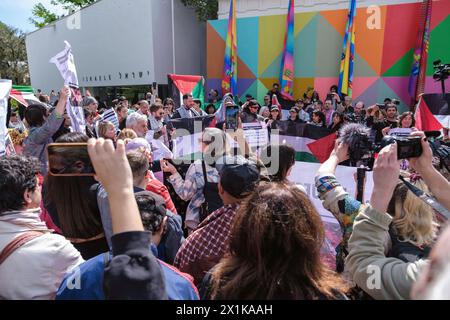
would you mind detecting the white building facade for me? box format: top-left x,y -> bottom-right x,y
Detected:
26,0 -> 205,96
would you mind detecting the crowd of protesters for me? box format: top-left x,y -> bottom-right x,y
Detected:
1,82 -> 450,301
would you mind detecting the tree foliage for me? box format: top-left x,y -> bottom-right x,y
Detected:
180,0 -> 218,21
29,0 -> 97,28
0,22 -> 29,84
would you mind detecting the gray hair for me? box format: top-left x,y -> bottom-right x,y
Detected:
126,112 -> 148,129
82,96 -> 98,107
259,106 -> 269,116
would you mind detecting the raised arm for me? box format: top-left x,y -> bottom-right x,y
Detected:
409,131 -> 450,211
88,138 -> 167,300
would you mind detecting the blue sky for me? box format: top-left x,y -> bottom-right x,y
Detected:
0,0 -> 65,33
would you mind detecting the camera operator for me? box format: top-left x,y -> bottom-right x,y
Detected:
366,103 -> 399,143
346,134 -> 450,300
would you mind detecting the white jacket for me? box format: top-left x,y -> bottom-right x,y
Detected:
0,208 -> 84,300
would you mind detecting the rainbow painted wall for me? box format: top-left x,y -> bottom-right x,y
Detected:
207,1 -> 450,112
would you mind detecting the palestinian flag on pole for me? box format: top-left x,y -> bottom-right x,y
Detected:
9,85 -> 41,107
415,93 -> 449,131
274,122 -> 337,163
168,74 -> 205,109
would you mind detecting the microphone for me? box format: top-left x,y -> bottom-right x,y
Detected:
338,123 -> 372,163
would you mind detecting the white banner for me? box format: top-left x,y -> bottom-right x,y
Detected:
288,161 -> 374,265
242,122 -> 269,148
288,161 -> 374,223
0,80 -> 12,156
50,41 -> 86,134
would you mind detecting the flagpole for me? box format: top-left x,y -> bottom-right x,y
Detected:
171,0 -> 176,74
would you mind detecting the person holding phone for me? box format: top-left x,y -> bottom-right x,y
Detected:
23,85 -> 69,175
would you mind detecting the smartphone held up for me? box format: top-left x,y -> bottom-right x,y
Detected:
47,143 -> 95,176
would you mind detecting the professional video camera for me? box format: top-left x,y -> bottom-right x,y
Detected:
339,123 -> 433,164
433,60 -> 450,82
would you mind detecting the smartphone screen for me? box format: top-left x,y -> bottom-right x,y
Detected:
47,143 -> 95,176
226,106 -> 239,130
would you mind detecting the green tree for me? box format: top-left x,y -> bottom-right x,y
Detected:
29,0 -> 97,28
0,22 -> 29,85
181,0 -> 218,21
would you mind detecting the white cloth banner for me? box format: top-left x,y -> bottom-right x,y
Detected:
288,161 -> 374,224
49,41 -> 86,134
0,80 -> 12,156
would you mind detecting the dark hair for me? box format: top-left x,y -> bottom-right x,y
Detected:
386,104 -> 398,112
0,155 -> 41,213
210,182 -> 348,299
135,193 -> 166,233
44,133 -> 104,238
330,85 -> 338,92
11,111 -> 17,117
150,103 -> 163,113
269,108 -> 282,121
273,83 -> 279,87
206,104 -> 216,114
83,108 -> 94,120
25,104 -> 48,127
193,99 -> 202,108
38,95 -> 48,103
163,98 -> 174,106
261,144 -> 296,182
56,132 -> 89,143
116,104 -> 127,113
399,111 -> 415,128
183,94 -> 192,101
312,110 -> 326,127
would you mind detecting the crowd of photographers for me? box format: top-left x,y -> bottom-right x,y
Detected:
1,83 -> 450,300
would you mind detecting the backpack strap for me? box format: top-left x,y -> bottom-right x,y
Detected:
0,231 -> 44,265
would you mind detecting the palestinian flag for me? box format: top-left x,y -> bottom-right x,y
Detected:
168,74 -> 205,109
9,85 -> 41,107
415,93 -> 449,131
169,116 -> 216,161
274,122 -> 337,163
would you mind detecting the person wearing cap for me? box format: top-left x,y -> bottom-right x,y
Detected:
266,105 -> 282,129
288,107 -> 301,123
174,160 -> 261,286
56,191 -> 199,300
241,99 -> 264,123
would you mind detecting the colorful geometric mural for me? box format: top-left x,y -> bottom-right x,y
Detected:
207,1 -> 450,112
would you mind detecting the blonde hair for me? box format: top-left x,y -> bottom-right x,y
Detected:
388,175 -> 438,247
97,121 -> 115,139
117,128 -> 138,141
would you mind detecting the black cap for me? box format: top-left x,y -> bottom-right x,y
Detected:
134,191 -> 167,217
219,162 -> 260,199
